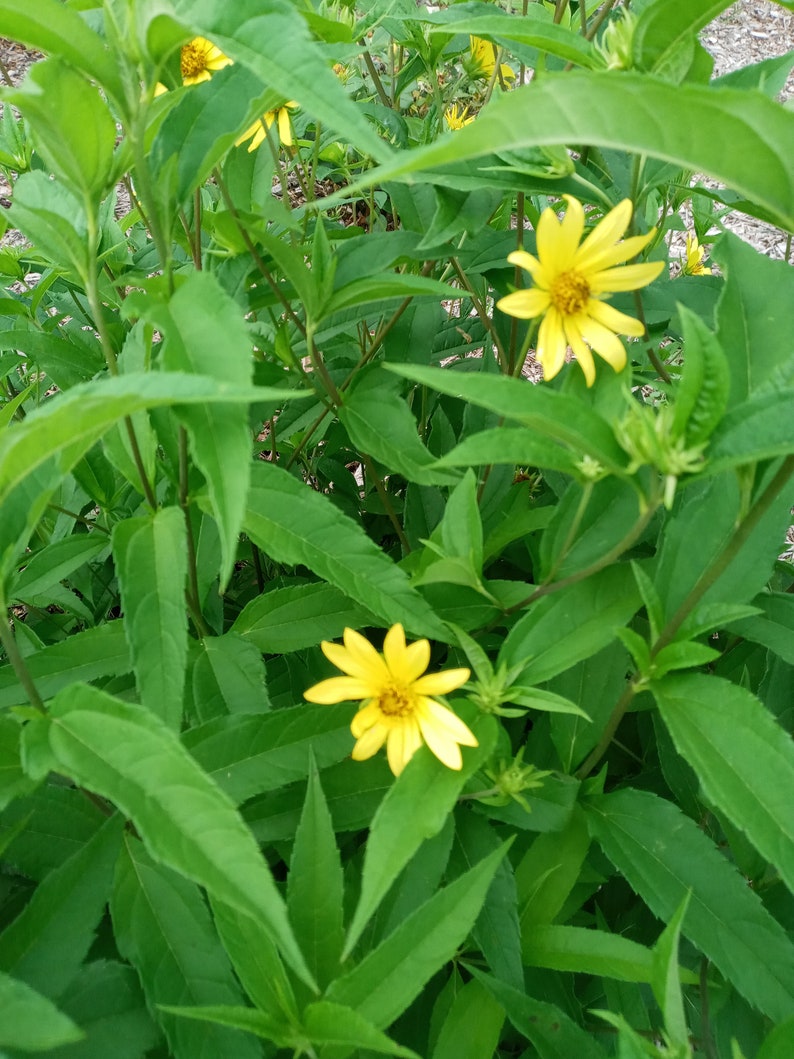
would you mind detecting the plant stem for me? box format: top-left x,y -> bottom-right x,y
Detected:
360,43 -> 392,107
178,426 -> 210,638
450,257 -> 508,372
362,454 -> 411,554
0,608 -> 46,714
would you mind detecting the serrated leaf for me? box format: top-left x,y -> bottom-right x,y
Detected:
327,841 -> 508,1029
523,925 -> 684,985
244,461 -> 448,639
0,814 -> 122,1000
431,977 -> 504,1059
44,683 -> 314,988
654,673 -> 794,900
190,633 -> 271,722
0,970 -> 83,1052
232,582 -> 371,654
728,592 -> 794,664
286,762 -> 344,989
586,787 -> 794,1022
112,507 -> 188,729
111,838 -> 264,1059
345,708 -> 496,957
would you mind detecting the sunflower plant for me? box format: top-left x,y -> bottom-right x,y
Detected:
0,1 -> 793,1058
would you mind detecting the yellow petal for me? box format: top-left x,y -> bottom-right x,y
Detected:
574,199 -> 633,271
412,667 -> 470,696
556,196 -> 586,265
383,624 -> 431,684
419,720 -> 463,770
575,230 -> 656,273
386,719 -> 423,776
564,315 -> 596,387
496,288 -> 550,320
586,298 -> 645,337
277,107 -> 293,147
304,676 -> 371,704
350,700 -> 382,737
536,205 -> 570,273
578,316 -> 627,371
536,308 -> 568,381
506,249 -> 547,286
588,259 -> 664,294
352,722 -> 389,761
320,628 -> 389,681
421,699 -> 479,746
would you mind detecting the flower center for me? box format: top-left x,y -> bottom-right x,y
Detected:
378,684 -> 414,718
550,270 -> 590,316
181,42 -> 208,80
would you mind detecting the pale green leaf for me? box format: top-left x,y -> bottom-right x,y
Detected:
0,970 -> 83,1052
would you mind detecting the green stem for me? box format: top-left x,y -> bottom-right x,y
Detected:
362,454 -> 411,554
450,257 -> 508,372
360,43 -> 392,108
178,427 -> 210,638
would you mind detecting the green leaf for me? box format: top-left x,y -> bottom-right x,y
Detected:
344,709 -> 497,957
327,273 -> 462,316
650,897 -> 690,1050
0,624 -> 130,709
387,363 -> 628,473
671,305 -> 729,446
0,714 -> 36,810
728,592 -> 794,664
0,814 -> 122,1000
183,705 -> 354,805
302,1000 -> 421,1057
707,390 -> 794,470
515,807 -> 590,934
450,810 -> 523,989
523,925 -> 672,985
46,960 -> 161,1059
0,785 -> 105,882
7,171 -> 89,277
45,683 -> 314,989
339,374 -> 460,486
430,977 -> 504,1059
326,841 -> 509,1029
757,1018 -> 794,1059
286,761 -> 344,989
0,971 -> 83,1052
714,235 -> 794,407
357,72 -> 794,230
111,837 -> 265,1059
232,582 -> 371,654
420,6 -> 599,69
0,0 -> 123,104
654,672 -> 794,900
586,787 -> 794,1022
190,633 -> 271,722
156,272 -> 256,588
9,533 -> 107,602
6,58 -> 116,196
435,427 -> 581,476
244,461 -> 448,639
500,566 -> 641,685
470,967 -> 609,1059
112,507 -> 188,729
632,0 -> 732,73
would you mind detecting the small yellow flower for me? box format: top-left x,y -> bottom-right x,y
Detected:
304,625 -> 476,777
444,103 -> 474,131
468,36 -> 515,83
180,36 -> 232,86
682,234 -> 712,276
237,102 -> 299,151
496,196 -> 664,386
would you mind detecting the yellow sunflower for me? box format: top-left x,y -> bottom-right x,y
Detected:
180,36 -> 232,86
237,102 -> 299,151
496,196 -> 664,386
304,625 -> 476,776
682,233 -> 712,276
444,103 -> 475,131
468,36 -> 516,83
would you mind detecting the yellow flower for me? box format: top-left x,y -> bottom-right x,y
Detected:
304,625 -> 476,776
469,36 -> 515,82
496,196 -> 664,386
180,36 -> 232,86
682,233 -> 712,276
237,102 -> 299,151
444,103 -> 474,131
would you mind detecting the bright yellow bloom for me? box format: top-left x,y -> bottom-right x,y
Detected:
469,36 -> 515,82
682,233 -> 712,276
180,36 -> 232,86
444,103 -> 474,131
304,625 -> 476,777
237,102 -> 299,151
496,196 -> 664,386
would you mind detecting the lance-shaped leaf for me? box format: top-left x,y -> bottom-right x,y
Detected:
654,673 -> 794,900
112,507 -> 188,730
244,461 -> 448,640
0,970 -> 83,1052
43,683 -> 314,989
586,787 -> 794,1022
